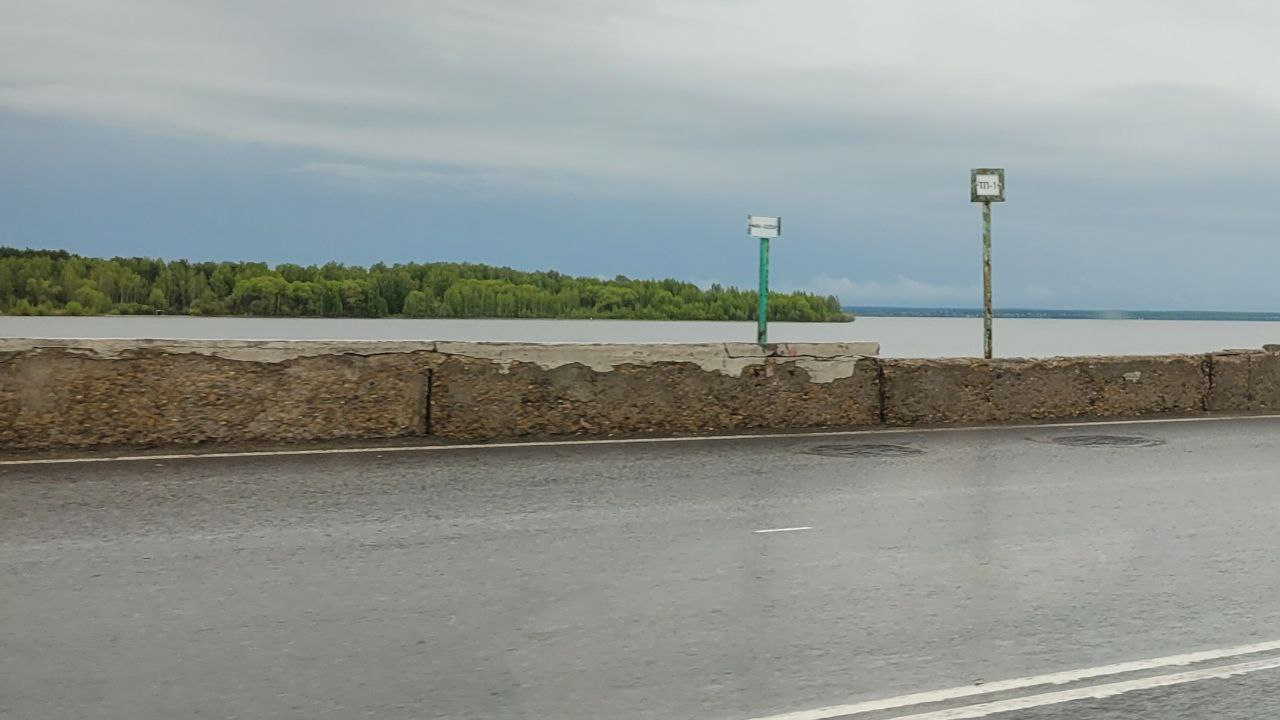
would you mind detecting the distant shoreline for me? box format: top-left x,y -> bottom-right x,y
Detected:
847,306 -> 1280,322
1,247 -> 848,323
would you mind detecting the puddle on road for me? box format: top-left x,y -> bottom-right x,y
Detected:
803,443 -> 926,458
1047,434 -> 1165,448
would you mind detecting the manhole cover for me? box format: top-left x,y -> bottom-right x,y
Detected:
1050,434 -> 1164,448
805,443 -> 925,458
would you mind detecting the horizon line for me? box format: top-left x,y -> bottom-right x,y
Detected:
847,305 -> 1280,319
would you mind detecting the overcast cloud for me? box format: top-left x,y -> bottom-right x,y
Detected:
4,1 -> 1280,308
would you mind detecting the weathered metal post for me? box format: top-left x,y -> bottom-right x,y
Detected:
982,200 -> 992,359
970,169 -> 1005,359
747,215 -> 782,348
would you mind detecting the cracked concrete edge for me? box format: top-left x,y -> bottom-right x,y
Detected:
433,341 -> 880,383
0,338 -> 881,383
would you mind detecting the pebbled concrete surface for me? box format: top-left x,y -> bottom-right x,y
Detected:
5,418 -> 1280,719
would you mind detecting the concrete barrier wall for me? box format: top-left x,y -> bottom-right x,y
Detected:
1207,350 -> 1280,411
882,355 -> 1210,425
0,341 -> 438,450
0,339 -> 879,451
3,338 -> 1278,453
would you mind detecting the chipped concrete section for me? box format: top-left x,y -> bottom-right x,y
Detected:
428,344 -> 882,440
433,341 -> 878,383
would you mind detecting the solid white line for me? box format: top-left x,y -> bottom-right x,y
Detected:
879,655 -> 1280,720
747,638 -> 1280,720
754,527 -> 814,534
4,413 -> 1280,467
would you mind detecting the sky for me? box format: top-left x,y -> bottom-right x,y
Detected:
4,1 -> 1280,310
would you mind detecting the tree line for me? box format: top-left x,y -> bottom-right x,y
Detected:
0,247 -> 850,322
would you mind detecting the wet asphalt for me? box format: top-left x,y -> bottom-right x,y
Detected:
4,418 -> 1280,719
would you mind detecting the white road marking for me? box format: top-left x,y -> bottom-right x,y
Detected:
748,638 -> 1280,720
754,527 -> 814,534
878,655 -> 1280,720
3,413 -> 1280,467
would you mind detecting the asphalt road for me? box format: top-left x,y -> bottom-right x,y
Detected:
5,418 -> 1280,719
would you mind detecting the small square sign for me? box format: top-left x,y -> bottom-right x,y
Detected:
747,215 -> 781,238
970,168 -> 1005,202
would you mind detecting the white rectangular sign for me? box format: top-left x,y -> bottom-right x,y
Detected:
747,215 -> 781,238
974,174 -> 1001,197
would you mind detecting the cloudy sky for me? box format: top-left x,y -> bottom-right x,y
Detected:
4,1 -> 1280,309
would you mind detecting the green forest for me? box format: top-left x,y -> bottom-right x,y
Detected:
0,247 -> 850,322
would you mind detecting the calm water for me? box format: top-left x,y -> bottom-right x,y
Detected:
3,315 -> 1280,358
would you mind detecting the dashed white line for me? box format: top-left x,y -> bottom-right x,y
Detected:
4,413 -> 1280,467
748,638 -> 1280,720
753,526 -> 814,534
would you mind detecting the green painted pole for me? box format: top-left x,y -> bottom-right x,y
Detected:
982,200 -> 993,359
757,236 -> 770,347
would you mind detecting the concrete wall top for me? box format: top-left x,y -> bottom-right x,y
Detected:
0,338 -> 880,384
434,341 -> 879,383
0,338 -> 443,363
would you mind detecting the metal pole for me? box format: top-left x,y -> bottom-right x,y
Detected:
982,200 -> 993,359
757,236 -> 770,347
